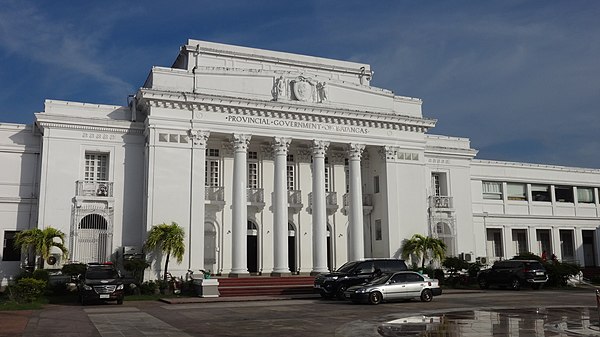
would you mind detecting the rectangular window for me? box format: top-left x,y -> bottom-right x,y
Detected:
486,228 -> 504,258
512,229 -> 528,255
578,187 -> 595,203
84,153 -> 108,181
287,164 -> 295,191
432,174 -> 441,196
482,181 -> 503,200
375,220 -> 382,241
344,159 -> 349,193
2,231 -> 21,261
507,183 -> 526,201
248,151 -> 258,160
555,186 -> 574,203
324,166 -> 330,192
248,162 -> 258,189
531,184 -> 551,202
374,176 -> 380,194
205,160 -> 219,187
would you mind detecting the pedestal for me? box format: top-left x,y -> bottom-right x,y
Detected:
193,278 -> 220,298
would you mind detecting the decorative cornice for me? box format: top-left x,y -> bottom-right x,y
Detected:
36,121 -> 144,135
137,89 -> 436,134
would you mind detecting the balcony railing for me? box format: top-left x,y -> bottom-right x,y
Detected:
247,188 -> 264,204
308,192 -> 339,208
76,180 -> 113,197
430,196 -> 453,209
205,186 -> 224,202
342,193 -> 373,207
288,190 -> 302,205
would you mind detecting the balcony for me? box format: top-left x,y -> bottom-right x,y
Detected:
205,186 -> 225,203
76,180 -> 113,197
429,196 -> 454,210
342,193 -> 373,215
288,190 -> 303,211
247,188 -> 265,210
75,180 -> 114,208
307,191 -> 339,215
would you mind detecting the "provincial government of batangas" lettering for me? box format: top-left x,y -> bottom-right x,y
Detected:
225,115 -> 369,134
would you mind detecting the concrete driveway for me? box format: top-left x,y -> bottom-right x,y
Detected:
5,288 -> 600,336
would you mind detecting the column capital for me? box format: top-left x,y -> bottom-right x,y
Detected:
379,145 -> 398,160
347,143 -> 365,160
188,129 -> 210,147
231,134 -> 251,151
272,137 -> 291,155
312,140 -> 330,157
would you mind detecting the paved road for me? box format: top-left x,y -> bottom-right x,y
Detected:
4,289 -> 600,336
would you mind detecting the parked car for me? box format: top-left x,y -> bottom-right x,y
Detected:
78,263 -> 125,305
344,271 -> 442,305
314,258 -> 408,299
477,259 -> 548,290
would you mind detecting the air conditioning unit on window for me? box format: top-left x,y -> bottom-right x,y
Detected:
476,256 -> 488,265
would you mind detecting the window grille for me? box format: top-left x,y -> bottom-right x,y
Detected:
287,164 -> 295,191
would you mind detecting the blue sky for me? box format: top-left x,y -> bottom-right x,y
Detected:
1,1 -> 599,168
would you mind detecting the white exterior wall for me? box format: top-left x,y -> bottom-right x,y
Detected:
1,40 -> 600,286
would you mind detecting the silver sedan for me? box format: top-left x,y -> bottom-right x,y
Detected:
344,271 -> 442,305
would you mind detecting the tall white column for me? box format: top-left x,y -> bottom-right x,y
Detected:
188,130 -> 209,271
311,140 -> 329,275
272,137 -> 291,275
348,143 -> 365,261
230,134 -> 251,276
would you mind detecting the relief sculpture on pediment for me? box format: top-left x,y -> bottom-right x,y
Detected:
292,77 -> 314,102
273,76 -> 288,101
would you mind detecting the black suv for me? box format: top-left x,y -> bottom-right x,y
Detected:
314,259 -> 408,299
78,263 -> 125,305
477,259 -> 548,290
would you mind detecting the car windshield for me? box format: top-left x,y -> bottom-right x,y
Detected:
336,261 -> 360,273
86,268 -> 119,279
524,262 -> 544,269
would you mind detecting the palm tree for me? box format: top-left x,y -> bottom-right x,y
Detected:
144,222 -> 185,281
15,227 -> 68,269
401,234 -> 446,269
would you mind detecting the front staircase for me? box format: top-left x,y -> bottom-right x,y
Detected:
216,276 -> 315,297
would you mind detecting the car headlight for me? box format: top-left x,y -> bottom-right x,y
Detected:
325,276 -> 339,281
117,284 -> 124,290
83,285 -> 92,291
355,288 -> 368,293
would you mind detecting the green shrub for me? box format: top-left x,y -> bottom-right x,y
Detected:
31,269 -> 50,283
544,261 -> 580,287
7,278 -> 47,303
139,280 -> 158,295
123,258 -> 150,284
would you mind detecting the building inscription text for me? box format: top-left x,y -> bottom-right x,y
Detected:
225,115 -> 369,135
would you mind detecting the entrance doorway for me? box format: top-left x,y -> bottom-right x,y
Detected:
204,222 -> 217,272
288,222 -> 296,273
247,221 -> 259,273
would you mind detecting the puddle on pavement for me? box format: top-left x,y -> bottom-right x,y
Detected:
378,307 -> 600,336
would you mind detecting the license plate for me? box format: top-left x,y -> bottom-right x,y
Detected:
99,294 -> 110,299
536,272 -> 544,276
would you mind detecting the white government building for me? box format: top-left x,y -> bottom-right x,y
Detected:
1,39 -> 599,285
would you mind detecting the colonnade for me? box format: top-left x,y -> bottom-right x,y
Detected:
194,131 -> 367,276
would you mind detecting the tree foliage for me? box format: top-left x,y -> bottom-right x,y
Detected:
144,222 -> 185,281
401,234 -> 446,269
15,227 -> 68,269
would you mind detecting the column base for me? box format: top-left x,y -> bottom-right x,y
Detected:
270,271 -> 292,277
310,270 -> 328,276
228,272 -> 250,278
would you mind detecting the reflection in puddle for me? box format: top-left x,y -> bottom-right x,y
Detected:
378,307 -> 600,336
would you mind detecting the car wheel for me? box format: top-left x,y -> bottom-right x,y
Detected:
117,298 -> 123,305
532,283 -> 541,290
336,285 -> 348,300
420,289 -> 433,302
319,290 -> 330,299
510,278 -> 521,291
478,277 -> 489,289
368,291 -> 383,305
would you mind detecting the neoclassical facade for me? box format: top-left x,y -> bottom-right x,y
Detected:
1,40 -> 599,285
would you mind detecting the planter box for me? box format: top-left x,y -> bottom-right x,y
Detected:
193,278 -> 220,298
